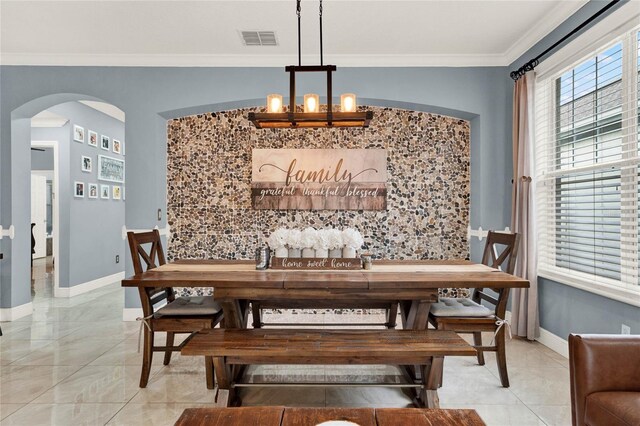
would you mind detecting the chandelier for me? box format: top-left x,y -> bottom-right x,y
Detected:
248,0 -> 373,129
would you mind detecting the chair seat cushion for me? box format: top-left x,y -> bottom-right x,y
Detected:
585,392 -> 640,426
430,297 -> 494,317
156,296 -> 222,317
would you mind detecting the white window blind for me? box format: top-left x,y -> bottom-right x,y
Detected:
535,28 -> 640,296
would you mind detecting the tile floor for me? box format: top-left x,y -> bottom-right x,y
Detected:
0,258 -> 572,425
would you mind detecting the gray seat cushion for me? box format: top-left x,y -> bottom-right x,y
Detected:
430,297 -> 494,317
156,296 -> 222,317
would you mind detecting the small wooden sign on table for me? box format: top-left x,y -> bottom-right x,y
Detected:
270,257 -> 362,270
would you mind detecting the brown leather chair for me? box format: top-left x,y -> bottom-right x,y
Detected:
569,334 -> 640,426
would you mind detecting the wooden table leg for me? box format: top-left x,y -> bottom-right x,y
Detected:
220,300 -> 245,329
251,302 -> 262,328
402,300 -> 432,381
407,300 -> 432,330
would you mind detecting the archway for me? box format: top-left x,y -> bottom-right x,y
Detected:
1,93 -> 126,319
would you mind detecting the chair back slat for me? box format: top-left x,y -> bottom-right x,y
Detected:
473,231 -> 521,318
481,231 -> 520,274
127,230 -> 173,317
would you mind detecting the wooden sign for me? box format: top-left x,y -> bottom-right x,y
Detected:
251,149 -> 387,210
270,257 -> 362,270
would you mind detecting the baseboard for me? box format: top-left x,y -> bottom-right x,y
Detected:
536,327 -> 569,358
505,310 -> 568,358
0,302 -> 33,321
55,271 -> 124,298
123,308 -> 143,322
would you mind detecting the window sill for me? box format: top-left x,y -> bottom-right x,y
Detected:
538,268 -> 640,308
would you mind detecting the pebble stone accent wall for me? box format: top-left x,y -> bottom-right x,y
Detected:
167,106 -> 471,299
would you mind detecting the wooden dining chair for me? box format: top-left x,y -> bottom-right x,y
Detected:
428,230 -> 520,387
127,229 -> 224,388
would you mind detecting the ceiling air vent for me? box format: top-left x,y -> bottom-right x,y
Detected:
241,31 -> 278,46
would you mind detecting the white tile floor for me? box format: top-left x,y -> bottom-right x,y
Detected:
0,258 -> 572,425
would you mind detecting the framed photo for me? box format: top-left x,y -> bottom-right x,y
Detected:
112,185 -> 122,200
101,135 -> 110,151
88,183 -> 98,199
74,181 -> 85,198
73,125 -> 85,143
100,184 -> 110,199
113,139 -> 122,154
98,155 -> 125,183
81,156 -> 92,173
88,131 -> 98,147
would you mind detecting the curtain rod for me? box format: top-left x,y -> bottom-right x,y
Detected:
510,0 -> 621,81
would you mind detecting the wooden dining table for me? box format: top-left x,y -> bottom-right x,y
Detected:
121,259 -> 529,331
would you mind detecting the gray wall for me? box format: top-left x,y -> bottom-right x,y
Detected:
31,148 -> 53,170
509,0 -> 639,337
30,102 -> 125,289
0,66 -> 512,309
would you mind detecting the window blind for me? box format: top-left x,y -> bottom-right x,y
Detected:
535,28 -> 640,293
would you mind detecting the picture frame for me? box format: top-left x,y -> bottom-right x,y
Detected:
88,183 -> 98,199
101,135 -> 110,151
81,155 -> 92,173
98,155 -> 125,183
113,139 -> 122,154
88,131 -> 98,147
73,125 -> 85,143
74,181 -> 85,198
112,185 -> 122,200
100,185 -> 110,199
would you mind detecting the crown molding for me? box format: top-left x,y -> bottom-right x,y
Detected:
503,0 -> 589,66
0,52 -> 510,67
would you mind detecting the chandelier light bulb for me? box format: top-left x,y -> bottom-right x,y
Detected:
341,93 -> 356,112
267,94 -> 283,113
304,94 -> 320,113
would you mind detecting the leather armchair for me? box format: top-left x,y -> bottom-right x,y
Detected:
569,334 -> 640,426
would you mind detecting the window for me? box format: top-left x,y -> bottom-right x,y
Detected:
535,27 -> 640,301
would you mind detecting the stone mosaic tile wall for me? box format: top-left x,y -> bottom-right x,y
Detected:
167,106 -> 470,297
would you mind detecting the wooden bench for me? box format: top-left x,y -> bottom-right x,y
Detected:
181,328 -> 476,408
175,407 -> 486,426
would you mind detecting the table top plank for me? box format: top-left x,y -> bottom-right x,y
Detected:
376,408 -> 485,426
174,406 -> 284,426
282,407 -> 376,426
121,260 -> 529,290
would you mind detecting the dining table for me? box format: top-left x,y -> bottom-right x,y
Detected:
121,259 -> 530,331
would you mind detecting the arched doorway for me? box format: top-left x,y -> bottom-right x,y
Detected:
2,94 -> 127,319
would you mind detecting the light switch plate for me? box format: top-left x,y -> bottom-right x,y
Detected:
622,324 -> 631,335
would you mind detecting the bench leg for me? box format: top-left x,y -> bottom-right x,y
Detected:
163,332 -> 174,366
213,357 -> 240,407
420,356 -> 442,409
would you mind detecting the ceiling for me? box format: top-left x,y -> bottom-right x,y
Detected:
0,0 -> 589,67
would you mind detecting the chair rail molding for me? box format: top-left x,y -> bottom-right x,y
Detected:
0,225 -> 16,240
467,226 -> 512,241
121,225 -> 170,240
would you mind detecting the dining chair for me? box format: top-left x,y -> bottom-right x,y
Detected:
428,230 -> 520,387
127,229 -> 224,388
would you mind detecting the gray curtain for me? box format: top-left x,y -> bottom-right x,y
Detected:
510,71 -> 539,340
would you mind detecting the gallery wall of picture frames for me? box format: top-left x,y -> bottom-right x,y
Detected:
73,124 -> 125,201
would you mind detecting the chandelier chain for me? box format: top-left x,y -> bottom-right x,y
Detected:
319,0 -> 324,66
296,0 -> 302,66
